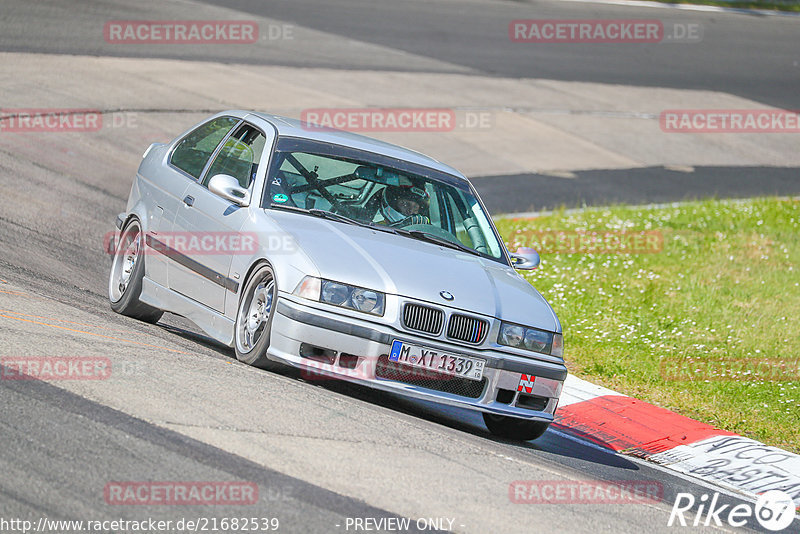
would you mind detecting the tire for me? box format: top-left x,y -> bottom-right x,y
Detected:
482,413 -> 550,441
234,263 -> 280,369
108,218 -> 163,324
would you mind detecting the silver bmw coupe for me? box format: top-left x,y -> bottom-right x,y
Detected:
108,110 -> 566,440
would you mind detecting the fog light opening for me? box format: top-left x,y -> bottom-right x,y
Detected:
299,343 -> 336,365
338,353 -> 359,369
516,394 -> 549,411
495,388 -> 516,404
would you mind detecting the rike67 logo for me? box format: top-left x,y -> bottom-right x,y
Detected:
668,490 -> 797,531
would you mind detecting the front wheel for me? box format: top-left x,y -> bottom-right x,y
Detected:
234,263 -> 279,369
483,413 -> 550,441
108,218 -> 163,324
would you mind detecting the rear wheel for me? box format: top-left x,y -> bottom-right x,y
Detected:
483,413 -> 550,441
234,263 -> 279,369
108,218 -> 163,323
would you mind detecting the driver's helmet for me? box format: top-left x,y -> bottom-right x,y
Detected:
380,184 -> 429,224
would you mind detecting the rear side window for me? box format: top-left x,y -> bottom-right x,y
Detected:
170,117 -> 239,179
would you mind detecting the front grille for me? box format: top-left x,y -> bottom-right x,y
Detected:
447,313 -> 488,344
402,303 -> 444,335
375,355 -> 486,399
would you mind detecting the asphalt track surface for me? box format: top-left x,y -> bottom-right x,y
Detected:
0,1 -> 798,533
3,0 -> 798,213
196,0 -> 800,213
4,0 -> 798,109
473,165 -> 800,214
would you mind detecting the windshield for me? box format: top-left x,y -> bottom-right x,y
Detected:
263,137 -> 506,263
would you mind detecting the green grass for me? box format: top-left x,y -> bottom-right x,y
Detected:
494,197 -> 800,453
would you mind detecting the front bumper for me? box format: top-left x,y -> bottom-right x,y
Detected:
268,297 -> 566,422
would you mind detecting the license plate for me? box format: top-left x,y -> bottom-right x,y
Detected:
388,340 -> 485,381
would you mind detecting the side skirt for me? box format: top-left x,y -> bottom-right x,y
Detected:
140,277 -> 235,347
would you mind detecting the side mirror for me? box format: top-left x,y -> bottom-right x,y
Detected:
509,247 -> 540,270
208,174 -> 250,207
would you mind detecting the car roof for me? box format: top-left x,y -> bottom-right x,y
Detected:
237,111 -> 468,181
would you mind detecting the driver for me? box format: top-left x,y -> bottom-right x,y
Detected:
379,184 -> 430,226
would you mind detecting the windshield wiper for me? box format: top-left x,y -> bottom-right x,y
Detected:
366,223 -> 406,236
402,230 -> 481,256
269,203 -> 363,225
271,204 -> 393,233
268,203 -> 364,225
307,208 -> 373,229
269,203 -> 311,214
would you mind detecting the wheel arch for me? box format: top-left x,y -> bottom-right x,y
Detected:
239,257 -> 277,300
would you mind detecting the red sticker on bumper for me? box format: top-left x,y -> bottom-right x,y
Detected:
517,374 -> 535,393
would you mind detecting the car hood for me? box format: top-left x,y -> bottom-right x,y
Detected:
268,211 -> 559,331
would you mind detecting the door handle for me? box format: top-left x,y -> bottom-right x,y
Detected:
183,195 -> 194,207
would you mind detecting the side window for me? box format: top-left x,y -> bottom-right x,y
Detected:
170,117 -> 239,179
203,124 -> 266,189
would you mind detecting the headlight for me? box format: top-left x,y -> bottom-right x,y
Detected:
294,277 -> 385,316
351,288 -> 381,313
498,324 -> 525,347
524,329 -> 550,352
498,322 -> 563,357
321,281 -> 349,305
